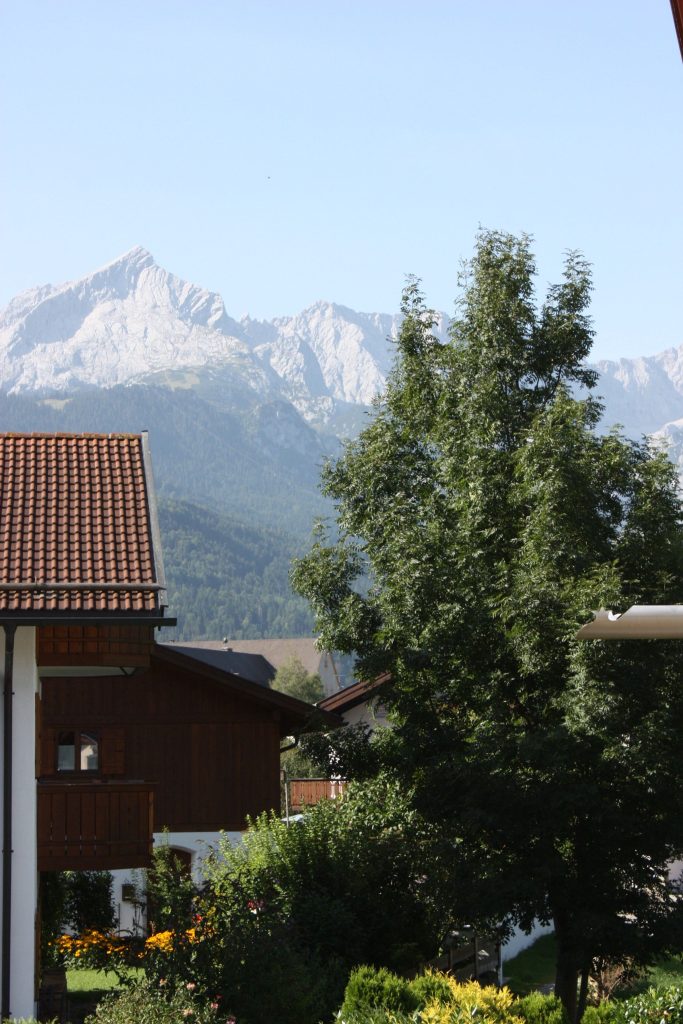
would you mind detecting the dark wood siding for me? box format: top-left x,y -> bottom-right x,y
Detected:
38,781 -> 154,870
41,662 -> 281,832
37,625 -> 154,668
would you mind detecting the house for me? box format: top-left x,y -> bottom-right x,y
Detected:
316,671 -> 391,729
180,637 -> 353,696
0,431 -> 174,1019
0,431 -> 337,1021
40,640 -> 338,933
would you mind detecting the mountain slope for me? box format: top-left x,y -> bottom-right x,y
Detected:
0,386 -> 331,538
158,497 -> 314,640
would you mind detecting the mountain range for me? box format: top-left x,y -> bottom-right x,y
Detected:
1,247 -> 682,637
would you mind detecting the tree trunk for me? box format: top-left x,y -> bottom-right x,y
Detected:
553,910 -> 580,1024
554,956 -> 578,1024
576,962 -> 591,1023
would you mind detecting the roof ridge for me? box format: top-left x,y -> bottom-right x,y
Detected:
0,432 -> 144,440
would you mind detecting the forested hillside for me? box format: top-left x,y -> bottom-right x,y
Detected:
158,498 -> 314,640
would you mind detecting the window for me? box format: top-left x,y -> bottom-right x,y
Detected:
57,730 -> 99,773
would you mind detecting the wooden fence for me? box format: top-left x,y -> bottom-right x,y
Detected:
287,778 -> 347,812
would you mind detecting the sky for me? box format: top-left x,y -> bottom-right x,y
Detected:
1,0 -> 681,362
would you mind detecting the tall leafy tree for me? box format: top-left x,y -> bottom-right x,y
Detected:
293,230 -> 683,1022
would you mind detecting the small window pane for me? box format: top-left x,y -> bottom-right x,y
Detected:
57,731 -> 75,771
80,733 -> 99,771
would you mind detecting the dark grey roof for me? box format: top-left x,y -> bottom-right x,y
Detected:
159,643 -> 275,688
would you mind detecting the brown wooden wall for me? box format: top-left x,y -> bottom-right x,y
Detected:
37,625 -> 154,668
40,663 -> 281,832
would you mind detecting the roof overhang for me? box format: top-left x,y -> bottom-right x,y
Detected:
577,606 -> 683,640
672,0 -> 683,61
317,672 -> 391,715
0,613 -> 175,628
152,643 -> 342,736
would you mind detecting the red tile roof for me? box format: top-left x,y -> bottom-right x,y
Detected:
0,433 -> 166,616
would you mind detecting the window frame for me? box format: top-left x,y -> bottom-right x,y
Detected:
56,728 -> 101,775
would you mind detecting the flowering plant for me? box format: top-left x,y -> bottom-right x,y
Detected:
84,976 -> 237,1024
53,929 -> 145,983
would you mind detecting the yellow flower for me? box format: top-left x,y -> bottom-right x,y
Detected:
145,930 -> 175,954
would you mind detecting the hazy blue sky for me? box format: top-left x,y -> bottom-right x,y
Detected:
1,1 -> 681,361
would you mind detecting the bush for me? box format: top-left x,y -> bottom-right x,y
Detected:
85,977 -> 233,1024
64,871 -> 115,934
611,986 -> 683,1024
136,777 -> 451,1024
146,841 -> 196,934
340,966 -> 418,1019
339,969 -> 566,1024
582,1004 -> 616,1024
515,991 -> 568,1024
409,971 -> 456,1008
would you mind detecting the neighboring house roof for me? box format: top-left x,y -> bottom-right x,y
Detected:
0,432 -> 170,621
160,642 -> 275,687
152,642 -> 342,737
188,637 -> 335,679
317,672 -> 390,715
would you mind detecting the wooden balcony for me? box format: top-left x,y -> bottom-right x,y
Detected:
288,778 -> 347,812
38,780 -> 155,871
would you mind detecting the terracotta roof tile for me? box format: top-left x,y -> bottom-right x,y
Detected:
0,433 -> 164,616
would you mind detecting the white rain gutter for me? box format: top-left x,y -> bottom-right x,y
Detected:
577,606 -> 683,640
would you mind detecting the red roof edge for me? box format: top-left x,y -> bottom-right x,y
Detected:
672,0 -> 683,61
317,671 -> 391,714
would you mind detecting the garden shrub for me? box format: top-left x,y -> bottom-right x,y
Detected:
136,776 -> 451,1024
63,871 -> 115,934
85,977 -> 233,1024
409,971 -> 456,1008
582,1004 -> 617,1024
610,986 -> 683,1024
145,840 -> 196,933
339,969 -> 568,1024
340,966 -> 419,1019
54,929 -> 141,982
515,991 -> 568,1024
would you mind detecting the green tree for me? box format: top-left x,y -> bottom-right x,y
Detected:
274,656 -> 327,784
63,870 -> 115,934
292,230 -> 683,1022
272,654 -> 325,703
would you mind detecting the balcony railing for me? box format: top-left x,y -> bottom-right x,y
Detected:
37,780 -> 155,871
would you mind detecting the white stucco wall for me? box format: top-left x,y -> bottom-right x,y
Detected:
501,920 -> 554,967
112,830 -> 243,935
0,627 -> 40,1020
338,700 -> 390,731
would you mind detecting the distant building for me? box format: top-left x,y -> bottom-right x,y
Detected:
166,636 -> 354,696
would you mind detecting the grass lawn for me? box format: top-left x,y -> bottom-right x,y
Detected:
66,969 -> 124,993
643,957 -> 683,990
503,936 -> 683,997
503,934 -> 557,994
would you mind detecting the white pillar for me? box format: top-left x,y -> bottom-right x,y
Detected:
0,627 -> 39,1020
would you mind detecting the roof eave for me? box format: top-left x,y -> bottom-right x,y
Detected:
0,613 -> 176,628
140,430 -> 170,611
577,606 -> 683,640
152,643 -> 343,733
672,0 -> 683,61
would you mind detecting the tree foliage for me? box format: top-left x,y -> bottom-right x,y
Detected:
272,655 -> 325,703
292,230 -> 683,1021
140,778 -> 449,1024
